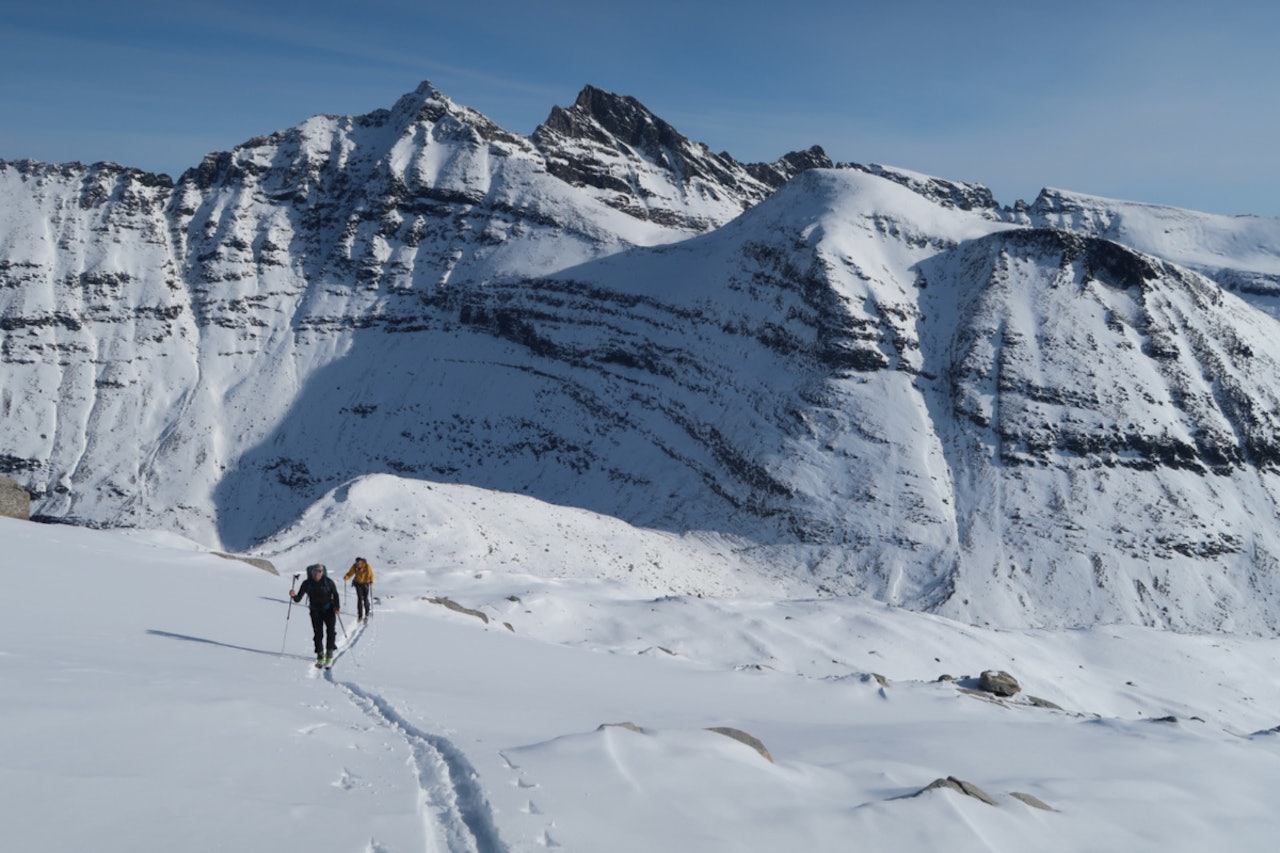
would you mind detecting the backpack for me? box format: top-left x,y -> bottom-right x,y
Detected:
307,575 -> 339,611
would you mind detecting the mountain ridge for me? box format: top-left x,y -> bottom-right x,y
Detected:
5,82 -> 1280,632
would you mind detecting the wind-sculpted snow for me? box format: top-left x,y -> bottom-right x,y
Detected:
5,84 -> 1280,631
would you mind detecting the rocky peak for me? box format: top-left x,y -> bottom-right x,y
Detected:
390,80 -> 453,124
773,144 -> 833,179
388,80 -> 530,151
743,145 -> 834,190
532,86 -> 828,231
538,85 -> 682,156
532,84 -> 715,185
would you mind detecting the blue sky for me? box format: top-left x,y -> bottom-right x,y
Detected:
3,0 -> 1277,217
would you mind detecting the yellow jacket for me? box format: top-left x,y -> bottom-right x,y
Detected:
344,559 -> 374,585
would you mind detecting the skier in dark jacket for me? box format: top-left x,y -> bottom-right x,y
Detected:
290,564 -> 341,665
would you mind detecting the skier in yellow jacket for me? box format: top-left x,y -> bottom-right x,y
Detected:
344,556 -> 375,622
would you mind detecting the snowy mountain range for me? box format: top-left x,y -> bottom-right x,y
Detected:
5,81 -> 1280,633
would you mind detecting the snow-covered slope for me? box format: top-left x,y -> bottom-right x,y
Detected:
7,507 -> 1280,853
1023,188 -> 1280,318
5,82 -> 1280,632
918,227 -> 1280,629
442,170 -> 1280,630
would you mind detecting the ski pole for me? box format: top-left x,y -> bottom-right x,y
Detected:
280,572 -> 300,655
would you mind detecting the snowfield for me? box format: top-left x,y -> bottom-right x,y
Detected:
6,476 -> 1280,852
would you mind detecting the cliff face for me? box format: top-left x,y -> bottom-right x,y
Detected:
6,83 -> 1280,631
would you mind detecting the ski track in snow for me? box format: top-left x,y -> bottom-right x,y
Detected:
320,620 -> 510,853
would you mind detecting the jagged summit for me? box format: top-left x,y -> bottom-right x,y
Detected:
538,85 -> 677,153
749,144 -> 833,186
387,79 -> 530,148
542,85 -> 833,188
532,84 -> 830,229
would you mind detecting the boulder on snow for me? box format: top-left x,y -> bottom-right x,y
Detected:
0,476 -> 30,521
978,670 -> 1021,697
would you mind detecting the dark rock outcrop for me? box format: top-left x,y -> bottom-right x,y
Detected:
978,670 -> 1021,697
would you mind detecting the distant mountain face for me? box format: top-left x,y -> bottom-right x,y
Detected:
1021,187 -> 1280,318
5,82 -> 1280,632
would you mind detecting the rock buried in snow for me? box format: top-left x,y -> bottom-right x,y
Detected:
1010,791 -> 1056,811
424,596 -> 489,624
706,726 -> 773,763
979,670 -> 1021,697
213,551 -> 277,575
590,723 -> 772,761
917,776 -> 998,806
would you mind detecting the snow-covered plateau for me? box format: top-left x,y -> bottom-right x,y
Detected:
4,80 -> 1280,849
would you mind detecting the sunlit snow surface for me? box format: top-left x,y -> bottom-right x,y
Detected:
6,478 -> 1280,852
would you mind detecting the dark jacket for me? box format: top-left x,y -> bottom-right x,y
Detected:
293,576 -> 340,612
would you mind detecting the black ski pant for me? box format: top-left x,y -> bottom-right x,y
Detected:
353,582 -> 371,620
309,608 -> 337,655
